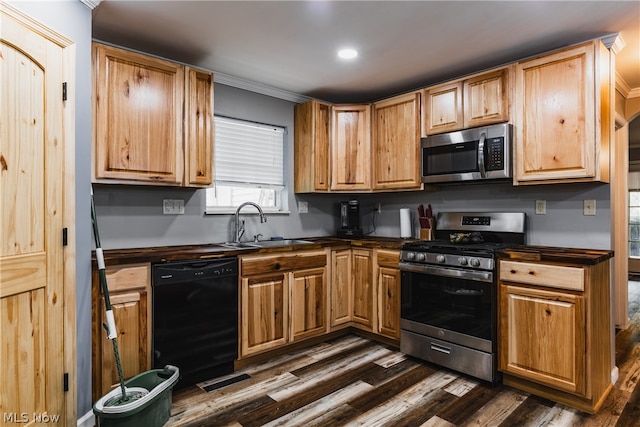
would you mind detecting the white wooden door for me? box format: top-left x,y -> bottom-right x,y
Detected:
1,4 -> 70,423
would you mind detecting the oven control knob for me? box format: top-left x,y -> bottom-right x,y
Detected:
416,253 -> 426,262
436,255 -> 446,263
405,252 -> 415,261
458,257 -> 468,266
469,258 -> 480,267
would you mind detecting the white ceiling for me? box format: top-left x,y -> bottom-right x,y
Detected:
92,1 -> 639,104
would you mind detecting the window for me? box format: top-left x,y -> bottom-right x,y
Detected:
206,116 -> 285,213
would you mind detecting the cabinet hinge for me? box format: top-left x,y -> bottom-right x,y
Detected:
63,373 -> 69,392
62,228 -> 68,246
62,82 -> 67,101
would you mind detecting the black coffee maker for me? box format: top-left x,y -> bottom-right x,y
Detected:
337,200 -> 363,238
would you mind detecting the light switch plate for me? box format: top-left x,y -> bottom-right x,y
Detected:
297,201 -> 308,214
584,199 -> 596,216
535,200 -> 546,215
163,199 -> 184,215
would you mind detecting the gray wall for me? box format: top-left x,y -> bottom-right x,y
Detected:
95,83 -> 612,251
7,0 -> 94,419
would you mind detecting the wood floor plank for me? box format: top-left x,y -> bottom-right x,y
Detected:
348,363 -> 437,413
262,381 -> 373,427
459,387 -> 528,427
615,370 -> 640,427
343,370 -> 458,426
359,358 -> 428,387
496,394 -> 556,427
235,361 -> 385,427
443,376 -> 479,397
436,381 -> 503,425
270,346 -> 392,401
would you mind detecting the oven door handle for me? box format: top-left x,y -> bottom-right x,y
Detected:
399,262 -> 493,283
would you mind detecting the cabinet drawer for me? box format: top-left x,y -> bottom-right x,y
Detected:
241,251 -> 327,276
377,250 -> 400,268
104,263 -> 150,293
500,260 -> 584,291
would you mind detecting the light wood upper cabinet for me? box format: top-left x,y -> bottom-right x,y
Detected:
423,81 -> 463,135
294,100 -> 331,193
463,68 -> 510,129
92,263 -> 151,400
373,92 -> 422,190
498,256 -> 612,413
185,67 -> 214,187
331,104 -> 372,191
513,40 -> 610,184
423,67 -> 510,136
93,43 -> 213,187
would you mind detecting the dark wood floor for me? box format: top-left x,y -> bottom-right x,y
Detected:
168,284 -> 640,427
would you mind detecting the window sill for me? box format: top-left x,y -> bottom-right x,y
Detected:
205,208 -> 291,215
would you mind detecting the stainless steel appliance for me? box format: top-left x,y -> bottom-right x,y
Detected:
399,212 -> 525,382
337,200 -> 363,238
152,257 -> 238,388
421,123 -> 512,184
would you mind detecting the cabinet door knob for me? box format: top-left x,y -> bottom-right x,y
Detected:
274,263 -> 281,271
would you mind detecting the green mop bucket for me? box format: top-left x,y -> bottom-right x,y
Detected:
93,365 -> 179,427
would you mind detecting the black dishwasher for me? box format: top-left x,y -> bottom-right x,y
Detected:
152,257 -> 238,388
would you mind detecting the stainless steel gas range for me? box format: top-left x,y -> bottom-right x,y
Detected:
399,211 -> 526,382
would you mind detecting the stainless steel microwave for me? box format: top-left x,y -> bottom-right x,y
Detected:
421,123 -> 512,184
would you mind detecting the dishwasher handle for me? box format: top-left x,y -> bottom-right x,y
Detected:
153,257 -> 238,285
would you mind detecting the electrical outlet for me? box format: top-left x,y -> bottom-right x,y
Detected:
297,201 -> 308,214
163,199 -> 184,215
584,199 -> 596,216
375,202 -> 381,213
535,200 -> 546,215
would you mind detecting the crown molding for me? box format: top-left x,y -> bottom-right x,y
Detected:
601,32 -> 625,54
80,0 -> 101,10
214,72 -> 311,104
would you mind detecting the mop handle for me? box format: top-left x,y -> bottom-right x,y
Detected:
91,187 -> 117,339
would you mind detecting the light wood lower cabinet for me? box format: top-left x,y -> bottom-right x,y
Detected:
330,248 -> 401,338
239,250 -> 328,358
498,257 -> 612,413
376,250 -> 401,339
352,249 -> 375,329
92,263 -> 151,400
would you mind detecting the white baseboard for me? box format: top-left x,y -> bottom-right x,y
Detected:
77,410 -> 94,427
611,366 -> 620,384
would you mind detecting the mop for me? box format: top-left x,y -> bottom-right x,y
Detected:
91,186 -> 149,406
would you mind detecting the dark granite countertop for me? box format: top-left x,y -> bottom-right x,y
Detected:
93,236 -> 416,266
498,245 -> 613,265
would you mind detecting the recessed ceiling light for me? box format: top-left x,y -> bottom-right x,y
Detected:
338,48 -> 358,60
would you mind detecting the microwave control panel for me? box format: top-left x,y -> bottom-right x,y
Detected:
486,137 -> 504,171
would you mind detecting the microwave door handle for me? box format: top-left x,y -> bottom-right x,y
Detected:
478,133 -> 487,178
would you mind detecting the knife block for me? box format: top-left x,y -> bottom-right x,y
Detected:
420,228 -> 432,240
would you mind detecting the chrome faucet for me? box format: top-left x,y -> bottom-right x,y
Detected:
234,202 -> 267,243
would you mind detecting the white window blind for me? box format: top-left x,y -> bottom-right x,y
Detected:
206,116 -> 285,213
215,116 -> 284,187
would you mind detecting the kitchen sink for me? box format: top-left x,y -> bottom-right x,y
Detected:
219,239 -> 313,250
253,239 -> 313,247
219,242 -> 262,249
